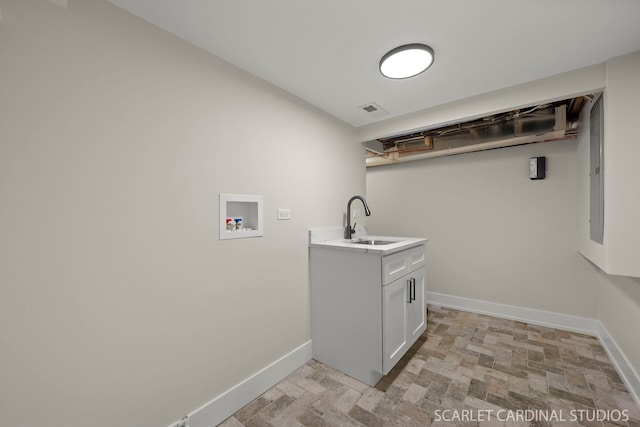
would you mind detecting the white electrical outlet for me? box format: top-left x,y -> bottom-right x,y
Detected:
277,208 -> 291,220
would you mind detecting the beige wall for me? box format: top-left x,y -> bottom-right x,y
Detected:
0,1 -> 362,427
595,52 -> 640,388
603,52 -> 640,276
596,273 -> 640,381
366,140 -> 598,317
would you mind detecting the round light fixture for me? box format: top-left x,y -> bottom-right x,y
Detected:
379,44 -> 434,79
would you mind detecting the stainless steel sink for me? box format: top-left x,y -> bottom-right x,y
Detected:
351,239 -> 397,246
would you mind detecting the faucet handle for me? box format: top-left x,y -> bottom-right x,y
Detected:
344,222 -> 357,239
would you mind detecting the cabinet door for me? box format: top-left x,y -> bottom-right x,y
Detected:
407,267 -> 426,343
382,277 -> 409,374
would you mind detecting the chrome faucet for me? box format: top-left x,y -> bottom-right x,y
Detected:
344,195 -> 372,239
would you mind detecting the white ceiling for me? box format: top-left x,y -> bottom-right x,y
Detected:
106,0 -> 640,127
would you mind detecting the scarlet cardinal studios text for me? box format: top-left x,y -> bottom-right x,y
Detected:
433,409 -> 629,423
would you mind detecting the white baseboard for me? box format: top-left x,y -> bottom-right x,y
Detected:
427,291 -> 640,404
170,340 -> 312,427
596,322 -> 640,405
427,291 -> 599,334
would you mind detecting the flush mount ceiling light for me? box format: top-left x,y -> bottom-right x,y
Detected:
379,44 -> 434,79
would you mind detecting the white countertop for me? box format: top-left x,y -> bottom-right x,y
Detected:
309,228 -> 427,256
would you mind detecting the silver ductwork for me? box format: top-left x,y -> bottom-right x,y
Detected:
363,97 -> 586,167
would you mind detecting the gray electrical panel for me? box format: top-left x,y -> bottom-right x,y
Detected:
590,94 -> 604,244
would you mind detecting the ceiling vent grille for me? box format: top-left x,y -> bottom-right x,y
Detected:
359,102 -> 389,118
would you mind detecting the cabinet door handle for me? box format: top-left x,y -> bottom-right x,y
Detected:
407,279 -> 412,303
411,278 -> 415,302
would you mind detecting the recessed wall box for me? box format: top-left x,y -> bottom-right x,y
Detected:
529,156 -> 546,180
219,194 -> 263,240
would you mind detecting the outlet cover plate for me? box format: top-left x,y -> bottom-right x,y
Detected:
277,209 -> 291,220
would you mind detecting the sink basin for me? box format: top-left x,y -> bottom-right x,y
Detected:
351,239 -> 397,246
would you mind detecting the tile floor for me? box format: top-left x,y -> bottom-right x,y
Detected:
219,306 -> 640,426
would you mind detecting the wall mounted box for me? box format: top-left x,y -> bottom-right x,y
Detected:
219,194 -> 263,240
529,156 -> 546,180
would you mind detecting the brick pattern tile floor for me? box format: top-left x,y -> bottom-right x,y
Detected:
219,306 -> 640,426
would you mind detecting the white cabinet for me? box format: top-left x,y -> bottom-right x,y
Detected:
382,255 -> 425,373
310,241 -> 427,386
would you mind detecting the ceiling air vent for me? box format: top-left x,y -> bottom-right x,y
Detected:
359,102 -> 389,119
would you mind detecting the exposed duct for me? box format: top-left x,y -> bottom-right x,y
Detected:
363,97 -> 587,167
